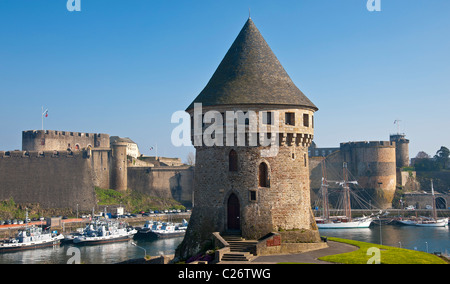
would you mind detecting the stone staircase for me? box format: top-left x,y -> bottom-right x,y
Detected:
220,233 -> 258,262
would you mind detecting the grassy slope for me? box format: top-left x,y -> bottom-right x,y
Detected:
319,237 -> 448,264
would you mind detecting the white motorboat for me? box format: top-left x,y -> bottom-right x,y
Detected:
151,222 -> 187,238
0,225 -> 64,253
137,220 -> 162,234
73,218 -> 137,245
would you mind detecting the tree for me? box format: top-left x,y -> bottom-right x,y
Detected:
415,151 -> 430,159
434,146 -> 450,170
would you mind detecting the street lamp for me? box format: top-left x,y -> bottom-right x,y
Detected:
377,216 -> 382,245
131,241 -> 147,259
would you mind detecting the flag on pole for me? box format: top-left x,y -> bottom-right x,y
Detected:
41,107 -> 48,130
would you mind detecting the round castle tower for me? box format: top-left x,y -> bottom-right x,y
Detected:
389,134 -> 410,168
110,141 -> 128,192
340,141 -> 397,209
178,18 -> 320,258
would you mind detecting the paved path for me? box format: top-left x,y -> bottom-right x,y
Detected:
251,241 -> 358,264
237,241 -> 358,264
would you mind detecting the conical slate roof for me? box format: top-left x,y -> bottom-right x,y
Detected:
186,18 -> 317,111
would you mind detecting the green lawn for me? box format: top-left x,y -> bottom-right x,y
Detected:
318,237 -> 448,264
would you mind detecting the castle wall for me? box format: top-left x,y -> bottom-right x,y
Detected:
90,148 -> 111,189
0,150 -> 97,210
309,141 -> 397,209
127,166 -> 193,207
22,130 -> 110,152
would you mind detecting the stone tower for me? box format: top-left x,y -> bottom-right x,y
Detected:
389,134 -> 410,168
340,141 -> 397,209
178,18 -> 320,258
110,141 -> 128,192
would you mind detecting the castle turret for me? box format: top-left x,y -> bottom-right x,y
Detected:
110,141 -> 128,192
340,141 -> 397,209
178,18 -> 321,258
390,134 -> 410,168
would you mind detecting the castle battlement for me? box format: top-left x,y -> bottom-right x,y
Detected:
22,129 -> 110,151
340,140 -> 395,148
0,150 -> 86,159
0,150 -> 89,159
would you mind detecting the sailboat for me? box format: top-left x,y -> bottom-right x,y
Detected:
414,180 -> 448,227
315,161 -> 374,229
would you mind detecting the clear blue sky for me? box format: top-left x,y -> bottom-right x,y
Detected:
0,0 -> 449,162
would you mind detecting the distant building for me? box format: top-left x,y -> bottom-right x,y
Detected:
110,136 -> 141,158
308,141 -> 339,157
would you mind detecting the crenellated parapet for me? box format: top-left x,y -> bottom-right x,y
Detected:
340,140 -> 395,149
0,149 -> 87,159
22,130 -> 110,152
188,106 -> 315,148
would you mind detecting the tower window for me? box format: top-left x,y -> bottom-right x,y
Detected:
258,162 -> 269,187
263,111 -> 273,125
229,150 -> 238,172
303,113 -> 309,127
249,190 -> 257,201
285,112 -> 295,126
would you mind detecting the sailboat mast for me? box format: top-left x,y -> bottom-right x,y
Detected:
321,158 -> 329,221
343,163 -> 352,221
431,179 -> 437,220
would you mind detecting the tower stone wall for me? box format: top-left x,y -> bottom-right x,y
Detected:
177,18 -> 321,259
340,141 -> 397,209
390,134 -> 410,168
111,142 -> 128,192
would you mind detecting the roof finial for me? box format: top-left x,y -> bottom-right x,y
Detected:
248,7 -> 251,19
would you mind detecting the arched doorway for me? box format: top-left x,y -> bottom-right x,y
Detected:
436,197 -> 447,209
227,193 -> 240,231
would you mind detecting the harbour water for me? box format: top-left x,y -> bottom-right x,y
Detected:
0,225 -> 448,263
319,225 -> 450,254
0,236 -> 184,264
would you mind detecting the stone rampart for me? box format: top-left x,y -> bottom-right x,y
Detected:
0,150 -> 97,210
22,130 -> 110,152
127,166 -> 194,207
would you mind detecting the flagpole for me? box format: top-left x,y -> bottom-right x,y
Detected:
42,106 -> 44,130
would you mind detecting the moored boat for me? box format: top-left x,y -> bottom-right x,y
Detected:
316,216 -> 373,229
73,218 -> 137,245
136,220 -> 162,234
315,161 -> 376,229
151,222 -> 186,239
0,225 -> 64,253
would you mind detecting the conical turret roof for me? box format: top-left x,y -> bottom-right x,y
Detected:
186,18 -> 317,111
